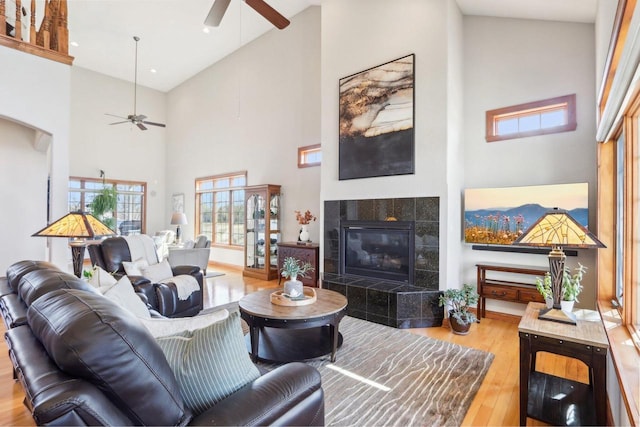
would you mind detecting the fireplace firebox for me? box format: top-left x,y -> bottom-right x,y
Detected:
340,220 -> 415,283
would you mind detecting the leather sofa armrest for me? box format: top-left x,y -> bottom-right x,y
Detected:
6,325 -> 133,426
190,362 -> 324,426
128,275 -> 151,287
171,265 -> 201,277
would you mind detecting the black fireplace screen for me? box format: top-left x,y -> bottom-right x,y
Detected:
340,221 -> 414,283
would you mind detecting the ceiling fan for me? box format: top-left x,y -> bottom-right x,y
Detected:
205,0 -> 290,30
106,36 -> 166,131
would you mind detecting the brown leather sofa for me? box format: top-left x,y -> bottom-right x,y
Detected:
88,236 -> 204,317
3,260 -> 325,426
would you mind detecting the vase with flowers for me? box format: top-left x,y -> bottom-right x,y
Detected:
295,210 -> 316,243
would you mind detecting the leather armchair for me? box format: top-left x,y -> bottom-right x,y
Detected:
88,236 -> 203,317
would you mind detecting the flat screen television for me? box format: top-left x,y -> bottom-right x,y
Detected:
464,183 -> 588,250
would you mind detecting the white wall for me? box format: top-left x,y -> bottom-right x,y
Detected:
0,119 -> 47,273
0,46 -> 71,272
69,66 -> 168,233
320,0 -> 457,288
462,17 -> 598,313
166,6 -> 321,266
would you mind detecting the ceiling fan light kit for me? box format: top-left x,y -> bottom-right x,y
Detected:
105,36 -> 166,131
205,0 -> 290,29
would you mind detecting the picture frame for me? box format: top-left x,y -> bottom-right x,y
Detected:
339,54 -> 415,180
172,193 -> 184,213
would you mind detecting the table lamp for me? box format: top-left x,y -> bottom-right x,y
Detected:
513,207 -> 605,324
32,211 -> 116,278
170,212 -> 188,243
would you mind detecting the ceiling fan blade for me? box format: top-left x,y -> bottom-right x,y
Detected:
109,120 -> 130,125
245,0 -> 290,29
142,121 -> 166,128
204,0 -> 232,27
136,122 -> 147,131
105,113 -> 128,119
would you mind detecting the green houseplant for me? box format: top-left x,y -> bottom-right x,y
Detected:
90,187 -> 117,230
535,264 -> 586,310
280,257 -> 314,298
438,284 -> 479,335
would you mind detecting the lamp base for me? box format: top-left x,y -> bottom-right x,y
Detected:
538,307 -> 577,325
69,243 -> 86,278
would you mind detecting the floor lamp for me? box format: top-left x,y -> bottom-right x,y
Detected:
32,211 -> 116,277
513,208 -> 605,324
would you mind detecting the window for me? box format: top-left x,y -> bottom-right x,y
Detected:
196,172 -> 246,247
486,94 -> 577,142
298,144 -> 322,168
68,177 -> 146,235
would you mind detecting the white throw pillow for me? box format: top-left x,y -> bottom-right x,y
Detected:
140,259 -> 174,282
88,266 -> 118,289
122,258 -> 149,276
139,309 -> 229,338
101,276 -> 151,319
183,240 -> 195,249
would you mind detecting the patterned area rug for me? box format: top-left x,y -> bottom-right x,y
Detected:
258,316 -> 494,426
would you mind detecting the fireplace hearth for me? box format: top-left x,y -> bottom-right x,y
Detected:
323,197 -> 443,329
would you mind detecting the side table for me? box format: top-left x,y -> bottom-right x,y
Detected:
518,302 -> 608,426
277,242 -> 320,287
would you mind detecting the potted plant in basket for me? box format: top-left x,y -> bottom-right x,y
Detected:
438,284 -> 479,335
280,257 -> 314,298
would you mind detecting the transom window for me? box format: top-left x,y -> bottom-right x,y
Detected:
486,94 -> 577,142
68,177 -> 146,236
298,144 -> 322,168
196,172 -> 246,247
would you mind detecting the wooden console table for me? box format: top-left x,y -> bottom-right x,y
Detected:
277,242 -> 320,287
519,302 -> 608,426
476,263 -> 546,319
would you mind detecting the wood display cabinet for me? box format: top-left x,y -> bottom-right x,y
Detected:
243,184 -> 281,281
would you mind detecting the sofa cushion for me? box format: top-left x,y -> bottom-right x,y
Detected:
6,260 -> 59,292
141,259 -> 173,282
27,289 -> 191,426
100,276 -> 151,319
156,311 -> 260,416
87,266 -> 118,289
18,269 -> 97,307
122,258 -> 149,276
139,308 -> 229,338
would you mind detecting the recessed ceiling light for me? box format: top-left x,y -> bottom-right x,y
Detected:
203,27 -> 210,34
150,69 -> 157,73
70,41 -> 79,47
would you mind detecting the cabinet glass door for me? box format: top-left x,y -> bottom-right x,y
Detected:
246,195 -> 256,268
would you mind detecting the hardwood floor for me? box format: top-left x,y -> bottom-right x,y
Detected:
0,264 -> 589,426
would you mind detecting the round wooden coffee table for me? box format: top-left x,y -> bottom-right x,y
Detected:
239,287 -> 348,363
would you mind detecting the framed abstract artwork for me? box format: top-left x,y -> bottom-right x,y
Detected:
339,54 -> 415,180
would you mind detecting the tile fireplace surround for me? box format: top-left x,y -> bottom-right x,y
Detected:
322,197 -> 443,328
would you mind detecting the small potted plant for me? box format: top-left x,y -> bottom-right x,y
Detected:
561,263 -> 586,312
280,257 -> 314,298
535,272 -> 553,308
438,284 -> 479,335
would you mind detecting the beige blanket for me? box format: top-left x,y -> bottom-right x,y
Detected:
160,275 -> 200,300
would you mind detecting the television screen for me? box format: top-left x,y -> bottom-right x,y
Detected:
464,183 -> 588,246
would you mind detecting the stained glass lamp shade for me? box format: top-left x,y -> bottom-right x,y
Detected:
513,208 -> 605,324
32,211 -> 115,277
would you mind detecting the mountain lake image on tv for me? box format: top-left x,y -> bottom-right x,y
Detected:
463,182 -> 588,246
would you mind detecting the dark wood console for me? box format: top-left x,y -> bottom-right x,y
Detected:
277,242 -> 320,287
476,263 -> 547,319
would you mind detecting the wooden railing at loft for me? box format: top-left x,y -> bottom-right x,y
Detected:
0,0 -> 73,65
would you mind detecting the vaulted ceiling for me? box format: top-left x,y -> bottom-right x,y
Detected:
65,0 -> 597,92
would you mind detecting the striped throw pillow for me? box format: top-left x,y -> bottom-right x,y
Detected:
156,311 -> 260,415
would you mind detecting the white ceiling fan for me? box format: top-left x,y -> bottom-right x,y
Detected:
106,36 -> 166,131
205,0 -> 290,29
